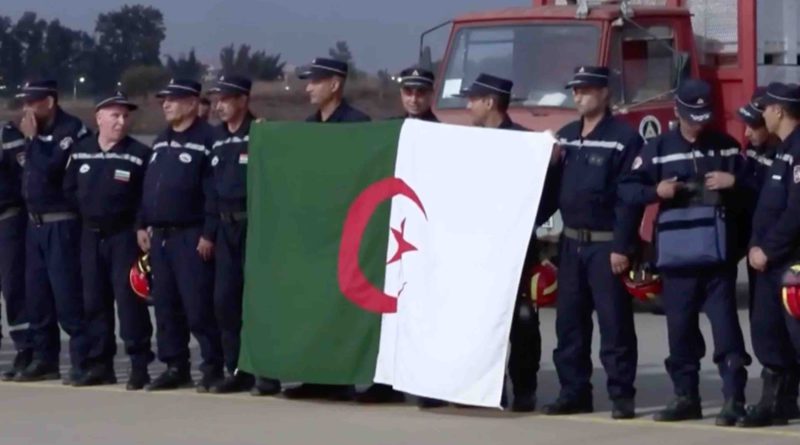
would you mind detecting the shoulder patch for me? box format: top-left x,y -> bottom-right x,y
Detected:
60,136 -> 74,151
632,156 -> 643,170
794,165 -> 800,184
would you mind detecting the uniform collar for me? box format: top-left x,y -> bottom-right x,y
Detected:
40,107 -> 66,135
577,109 -> 613,139
92,135 -> 130,153
498,114 -> 516,129
223,113 -> 254,137
313,99 -> 352,123
780,125 -> 800,152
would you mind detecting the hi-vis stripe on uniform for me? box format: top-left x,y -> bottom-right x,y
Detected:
652,147 -> 741,165
558,138 -> 625,151
71,152 -> 144,166
152,140 -> 210,155
746,149 -> 774,167
212,135 -> 249,150
2,138 -> 25,150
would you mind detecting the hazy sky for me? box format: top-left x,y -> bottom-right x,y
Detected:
3,0 -> 530,72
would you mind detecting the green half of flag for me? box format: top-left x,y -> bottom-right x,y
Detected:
239,120 -> 403,384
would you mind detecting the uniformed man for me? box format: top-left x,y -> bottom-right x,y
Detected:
282,58 -> 370,401
541,67 -> 642,420
741,82 -> 800,427
14,80 -> 92,384
461,73 -> 559,412
620,79 -> 751,425
63,92 -> 154,389
356,66 -> 440,406
198,97 -> 212,121
205,75 -> 281,395
302,58 -> 371,124
138,79 -> 224,393
397,67 -> 438,122
0,120 -> 32,381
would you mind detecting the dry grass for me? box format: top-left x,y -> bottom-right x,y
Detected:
0,80 -> 403,134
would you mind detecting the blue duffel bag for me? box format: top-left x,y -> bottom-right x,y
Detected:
655,205 -> 726,269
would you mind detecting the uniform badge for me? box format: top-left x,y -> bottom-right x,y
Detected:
794,165 -> 800,184
114,169 -> 131,182
60,136 -> 74,151
239,153 -> 248,165
211,156 -> 219,167
79,164 -> 90,174
632,156 -> 643,170
150,152 -> 158,164
16,152 -> 25,167
179,153 -> 192,164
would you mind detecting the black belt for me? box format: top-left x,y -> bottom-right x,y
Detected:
86,221 -> 134,238
151,223 -> 199,237
29,212 -> 78,226
220,211 -> 247,223
563,226 -> 614,243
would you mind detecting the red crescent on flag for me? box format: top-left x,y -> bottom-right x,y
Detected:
337,177 -> 426,314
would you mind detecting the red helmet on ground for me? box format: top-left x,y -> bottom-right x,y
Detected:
781,263 -> 800,320
130,254 -> 153,305
530,260 -> 558,307
623,263 -> 662,303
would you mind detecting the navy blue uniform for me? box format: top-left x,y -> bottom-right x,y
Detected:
620,127 -> 751,401
23,108 -> 91,372
64,135 -> 154,371
551,111 -> 642,403
210,114 -> 253,375
0,122 -> 31,352
141,118 -> 223,378
749,127 -> 800,371
306,100 -> 371,123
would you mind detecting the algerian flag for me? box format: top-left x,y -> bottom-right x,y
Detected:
239,119 -> 553,408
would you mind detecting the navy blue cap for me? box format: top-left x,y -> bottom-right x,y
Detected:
298,58 -> 349,80
156,78 -> 202,98
760,82 -> 800,108
565,66 -> 610,89
737,86 -> 767,127
458,73 -> 513,99
676,79 -> 713,124
400,67 -> 435,90
208,74 -> 252,96
16,79 -> 58,101
95,91 -> 138,111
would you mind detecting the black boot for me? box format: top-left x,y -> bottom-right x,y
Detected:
511,391 -> 537,413
62,368 -> 85,386
145,366 -> 192,391
612,399 -> 636,420
283,384 -> 354,401
196,371 -> 225,394
126,366 -> 151,391
715,398 -> 745,427
210,372 -> 255,394
355,384 -> 405,404
418,397 -> 449,409
737,368 -> 788,427
782,369 -> 800,420
72,363 -> 117,387
1,349 -> 32,382
653,396 -> 702,422
250,377 -> 281,396
542,396 -> 593,415
14,360 -> 60,382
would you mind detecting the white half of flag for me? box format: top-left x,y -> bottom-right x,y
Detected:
373,119 -> 553,408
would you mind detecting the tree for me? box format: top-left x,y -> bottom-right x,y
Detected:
329,40 -> 358,79
120,65 -> 170,98
95,5 -> 166,91
166,49 -> 205,80
0,15 -> 24,93
218,44 -> 285,81
13,12 -> 48,80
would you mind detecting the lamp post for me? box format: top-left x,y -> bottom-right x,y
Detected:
73,76 -> 86,100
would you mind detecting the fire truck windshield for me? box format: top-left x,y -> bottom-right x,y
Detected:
437,23 -> 601,109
